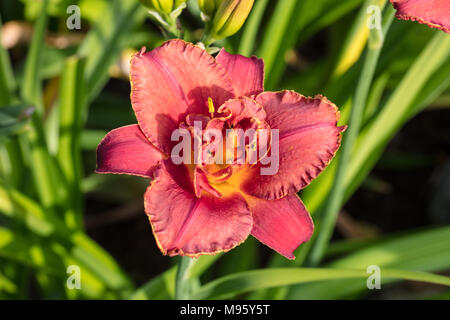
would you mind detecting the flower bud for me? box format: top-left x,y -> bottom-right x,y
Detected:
211,0 -> 254,40
139,0 -> 186,14
197,0 -> 222,17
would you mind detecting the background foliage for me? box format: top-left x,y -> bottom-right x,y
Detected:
0,0 -> 449,299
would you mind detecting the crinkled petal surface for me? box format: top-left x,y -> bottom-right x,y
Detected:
390,0 -> 450,33
96,124 -> 162,178
130,40 -> 235,154
236,91 -> 343,200
218,96 -> 266,126
145,166 -> 253,256
248,194 -> 313,259
216,48 -> 264,98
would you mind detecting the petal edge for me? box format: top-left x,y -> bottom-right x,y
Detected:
96,124 -> 162,178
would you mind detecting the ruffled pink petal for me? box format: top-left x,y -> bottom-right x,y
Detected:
96,124 -> 162,178
390,0 -> 450,33
130,40 -> 235,154
248,194 -> 313,259
194,167 -> 222,198
218,96 -> 266,126
145,166 -> 252,256
238,91 -> 344,200
216,48 -> 264,98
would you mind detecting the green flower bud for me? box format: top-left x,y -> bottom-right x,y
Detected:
211,0 -> 254,40
197,0 -> 222,17
139,0 -> 186,14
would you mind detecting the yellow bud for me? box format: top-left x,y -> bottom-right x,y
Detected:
211,0 -> 254,39
197,0 -> 222,17
139,0 -> 186,14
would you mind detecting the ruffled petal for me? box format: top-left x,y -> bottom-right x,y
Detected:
235,91 -> 343,200
96,124 -> 162,178
248,194 -> 313,260
194,167 -> 222,198
217,96 -> 266,126
145,166 -> 253,256
216,48 -> 264,98
130,40 -> 235,154
390,0 -> 450,33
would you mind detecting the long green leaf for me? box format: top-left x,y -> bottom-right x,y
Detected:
130,253 -> 223,299
237,0 -> 269,56
257,0 -> 300,89
288,226 -> 450,299
78,0 -> 145,101
349,32 -> 450,189
57,57 -> 87,229
192,267 -> 450,299
0,16 -> 15,106
0,226 -> 115,299
307,4 -> 395,267
0,182 -> 133,294
301,30 -> 450,215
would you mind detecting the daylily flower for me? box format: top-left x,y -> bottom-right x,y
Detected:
390,0 -> 450,33
96,39 -> 344,259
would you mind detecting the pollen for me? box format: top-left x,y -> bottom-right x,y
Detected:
208,97 -> 215,117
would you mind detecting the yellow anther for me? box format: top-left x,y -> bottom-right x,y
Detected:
208,97 -> 215,117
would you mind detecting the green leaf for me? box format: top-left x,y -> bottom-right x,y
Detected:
130,254 -> 222,299
257,0 -> 300,89
0,105 -> 34,139
306,4 -> 395,267
0,182 -> 133,294
57,56 -> 87,229
78,0 -> 145,101
17,0 -> 67,212
0,16 -> 15,106
258,0 -> 365,90
0,226 -> 115,299
130,267 -> 176,300
0,270 -> 17,294
237,0 -> 269,56
349,32 -> 450,190
192,267 -> 450,299
288,226 -> 450,299
80,129 -> 107,150
20,0 -> 48,112
332,0 -> 387,78
301,31 -> 450,216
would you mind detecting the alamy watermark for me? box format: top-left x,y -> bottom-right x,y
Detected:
66,5 -> 81,30
170,121 -> 280,175
66,265 -> 81,290
367,265 -> 381,290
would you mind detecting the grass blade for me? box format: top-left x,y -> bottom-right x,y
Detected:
78,0 -> 145,101
237,0 -> 269,56
57,56 -> 87,229
306,4 -> 395,267
288,226 -> 450,299
192,267 -> 450,299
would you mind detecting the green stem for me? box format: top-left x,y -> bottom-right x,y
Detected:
306,5 -> 395,267
175,256 -> 197,300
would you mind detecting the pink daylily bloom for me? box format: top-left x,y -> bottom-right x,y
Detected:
96,40 -> 344,259
390,0 -> 450,33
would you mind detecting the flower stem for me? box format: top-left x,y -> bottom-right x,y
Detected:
175,256 -> 196,300
306,4 -> 395,267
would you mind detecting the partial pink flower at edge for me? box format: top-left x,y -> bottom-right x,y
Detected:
96,39 -> 345,260
390,0 -> 450,33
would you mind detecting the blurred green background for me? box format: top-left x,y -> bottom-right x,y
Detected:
0,0 -> 449,300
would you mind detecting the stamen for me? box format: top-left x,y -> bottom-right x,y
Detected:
208,97 -> 215,118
